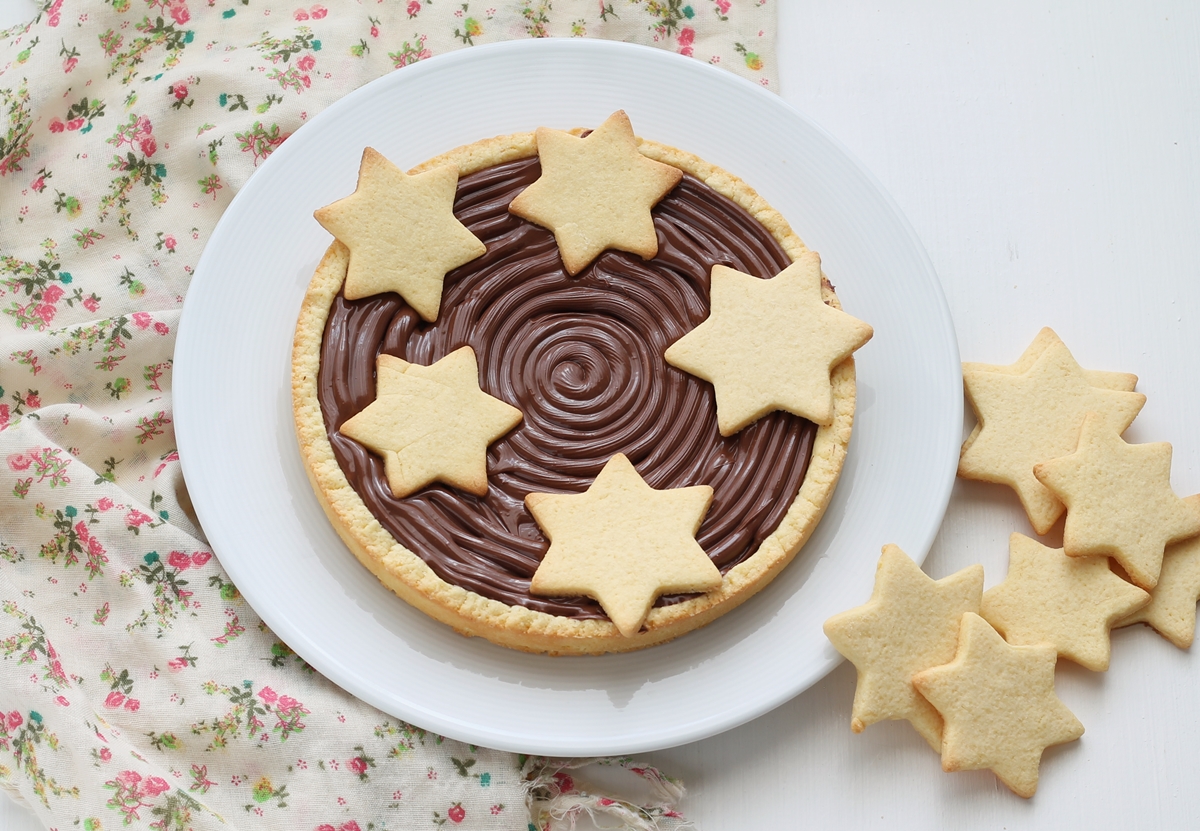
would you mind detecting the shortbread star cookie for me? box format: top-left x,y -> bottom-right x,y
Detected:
958,330 -> 1145,533
1118,511 -> 1200,648
508,110 -> 683,275
665,252 -> 873,434
526,453 -> 720,637
339,346 -> 523,498
823,545 -> 983,751
959,327 -> 1137,459
1033,414 -> 1200,589
314,147 -> 486,321
980,533 -> 1148,671
912,613 -> 1084,798
963,327 -> 1137,391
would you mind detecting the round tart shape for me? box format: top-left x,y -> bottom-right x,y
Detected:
291,130 -> 858,655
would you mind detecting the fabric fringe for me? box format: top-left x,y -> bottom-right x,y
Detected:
524,757 -> 694,831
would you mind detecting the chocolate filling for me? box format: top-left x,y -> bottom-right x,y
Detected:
317,156 -> 817,619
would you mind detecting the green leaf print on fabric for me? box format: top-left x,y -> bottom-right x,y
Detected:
0,81 -> 34,175
105,14 -> 194,84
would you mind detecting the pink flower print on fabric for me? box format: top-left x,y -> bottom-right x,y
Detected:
114,769 -> 141,790
295,5 -> 327,20
113,116 -> 157,157
44,642 -> 68,687
142,776 -> 170,796
169,1 -> 190,26
125,510 -> 151,526
72,523 -> 109,574
108,769 -> 172,822
678,27 -> 695,57
50,116 -> 83,132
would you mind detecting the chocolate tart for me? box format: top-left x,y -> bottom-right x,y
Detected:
291,131 -> 857,655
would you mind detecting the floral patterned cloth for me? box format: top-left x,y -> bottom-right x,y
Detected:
0,1 -> 775,828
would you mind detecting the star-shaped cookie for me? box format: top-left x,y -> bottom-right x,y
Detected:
823,545 -> 983,751
526,453 -> 719,637
508,110 -> 683,275
962,327 -> 1138,392
980,533 -> 1148,670
959,327 -> 1137,459
958,330 -> 1145,533
664,252 -> 873,435
1033,414 -> 1200,589
912,613 -> 1084,798
314,147 -> 486,321
1118,512 -> 1200,648
338,346 -> 522,498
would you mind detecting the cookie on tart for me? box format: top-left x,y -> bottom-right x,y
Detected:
292,123 -> 865,654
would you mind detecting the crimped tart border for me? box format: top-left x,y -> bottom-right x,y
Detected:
291,131 -> 856,655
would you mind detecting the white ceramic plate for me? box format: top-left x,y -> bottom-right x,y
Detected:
175,38 -> 960,756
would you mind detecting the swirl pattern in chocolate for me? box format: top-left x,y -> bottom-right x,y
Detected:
317,155 -> 816,619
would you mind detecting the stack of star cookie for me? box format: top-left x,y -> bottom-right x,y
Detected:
825,328 -> 1200,797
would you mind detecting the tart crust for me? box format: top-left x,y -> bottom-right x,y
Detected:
291,132 -> 857,655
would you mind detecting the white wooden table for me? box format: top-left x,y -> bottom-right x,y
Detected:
5,2 -> 1200,828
